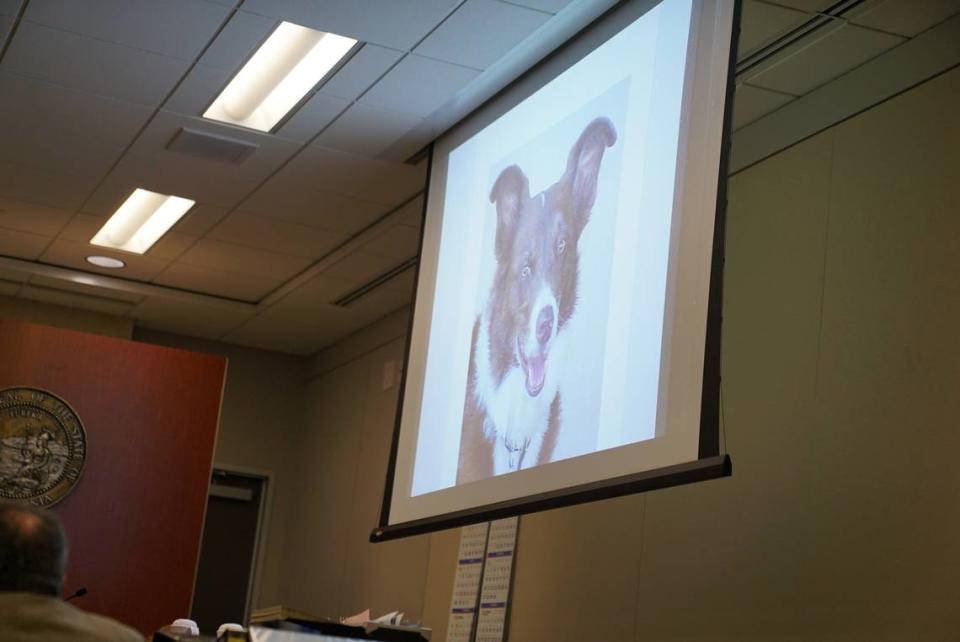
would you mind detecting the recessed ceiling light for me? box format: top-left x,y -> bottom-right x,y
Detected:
90,188 -> 195,254
86,255 -> 126,269
203,22 -> 357,132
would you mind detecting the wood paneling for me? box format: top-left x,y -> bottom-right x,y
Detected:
0,318 -> 225,635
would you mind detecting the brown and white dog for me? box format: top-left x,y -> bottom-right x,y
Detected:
457,117 -> 618,484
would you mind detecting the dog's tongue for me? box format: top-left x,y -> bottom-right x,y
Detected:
525,353 -> 546,397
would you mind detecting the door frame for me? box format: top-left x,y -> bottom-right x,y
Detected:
206,462 -> 274,623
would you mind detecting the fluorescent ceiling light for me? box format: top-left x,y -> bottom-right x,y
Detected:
86,255 -> 126,269
91,189 -> 195,254
204,22 -> 357,132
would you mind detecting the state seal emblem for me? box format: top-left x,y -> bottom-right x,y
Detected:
0,387 -> 86,507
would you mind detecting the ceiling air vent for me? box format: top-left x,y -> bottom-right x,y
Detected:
166,128 -> 259,164
334,257 -> 418,307
736,0 -> 870,77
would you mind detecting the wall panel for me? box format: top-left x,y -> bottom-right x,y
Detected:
278,68 -> 960,640
0,319 -> 225,635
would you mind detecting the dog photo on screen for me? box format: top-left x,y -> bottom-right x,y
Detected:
457,116 -> 618,484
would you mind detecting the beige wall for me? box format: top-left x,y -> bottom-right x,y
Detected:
269,66 -> 960,640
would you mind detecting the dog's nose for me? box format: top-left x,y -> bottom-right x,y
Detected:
536,306 -> 554,345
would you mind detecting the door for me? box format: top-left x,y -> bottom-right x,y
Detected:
190,469 -> 266,635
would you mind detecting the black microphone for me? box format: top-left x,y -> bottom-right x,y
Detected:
65,587 -> 88,601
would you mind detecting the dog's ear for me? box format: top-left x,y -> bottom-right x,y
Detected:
563,117 -> 617,234
489,164 -> 529,261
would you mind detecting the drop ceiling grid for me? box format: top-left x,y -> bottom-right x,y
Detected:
21,0 -> 235,62
0,0 -> 537,331
0,0 -> 247,291
0,0 -> 438,316
131,0 -> 483,303
216,3 -> 960,352
730,0 -> 960,132
0,0 -> 949,355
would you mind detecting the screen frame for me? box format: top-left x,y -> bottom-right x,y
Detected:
372,0 -> 740,543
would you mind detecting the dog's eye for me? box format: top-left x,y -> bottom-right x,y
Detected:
520,265 -> 531,278
557,238 -> 566,254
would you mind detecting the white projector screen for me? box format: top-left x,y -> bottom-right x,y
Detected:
374,0 -> 736,540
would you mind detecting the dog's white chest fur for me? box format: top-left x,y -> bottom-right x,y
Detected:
473,313 -> 565,475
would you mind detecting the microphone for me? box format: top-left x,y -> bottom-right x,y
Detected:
65,587 -> 88,602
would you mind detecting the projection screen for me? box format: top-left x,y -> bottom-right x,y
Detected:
373,0 -> 736,541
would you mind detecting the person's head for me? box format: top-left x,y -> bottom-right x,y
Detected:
0,500 -> 67,597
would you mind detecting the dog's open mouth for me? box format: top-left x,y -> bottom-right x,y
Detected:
517,337 -> 547,397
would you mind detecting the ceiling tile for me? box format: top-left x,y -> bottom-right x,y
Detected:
166,203 -> 228,237
208,211 -> 348,258
501,0 -> 571,12
733,83 -> 795,130
177,238 -> 311,281
382,267 -> 416,295
24,0 -> 231,60
0,161 -> 97,210
322,250 -> 409,286
153,262 -> 281,301
241,0 -> 460,50
131,296 -> 257,341
0,121 -> 124,180
850,0 -> 960,38
289,145 -> 426,205
141,232 -> 199,262
503,0 -> 575,13
0,72 -> 153,150
19,284 -> 136,316
0,16 -> 13,42
319,44 -> 405,100
0,228 -> 50,260
312,102 -> 423,157
86,111 -> 300,209
40,239 -> 170,280
0,198 -> 72,237
224,307 -> 356,355
258,274 -> 357,320
738,0 -> 809,58
360,54 -> 481,117
415,0 -> 550,70
748,23 -> 905,95
395,195 -> 425,227
29,274 -> 143,303
198,9 -> 275,71
242,179 -> 387,234
275,93 -> 351,143
0,267 -> 29,282
55,213 -> 101,242
2,21 -> 190,106
165,63 -> 231,116
360,223 -> 422,259
341,281 -> 413,328
767,0 -> 840,10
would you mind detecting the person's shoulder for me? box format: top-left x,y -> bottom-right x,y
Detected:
0,592 -> 144,642
74,608 -> 144,642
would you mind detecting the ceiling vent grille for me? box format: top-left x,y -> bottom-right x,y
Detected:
166,128 -> 259,164
333,256 -> 418,307
736,0 -> 870,77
